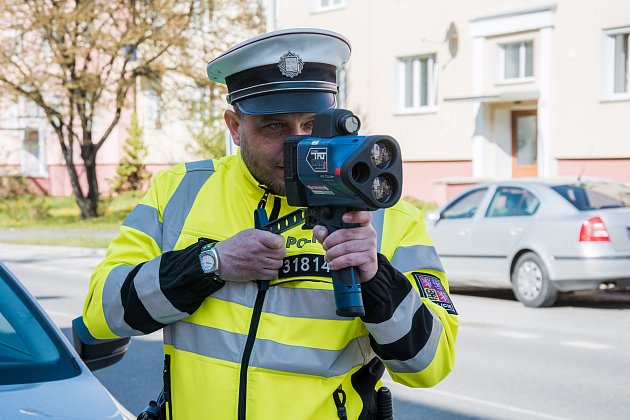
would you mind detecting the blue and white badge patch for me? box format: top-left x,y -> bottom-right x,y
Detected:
413,273 -> 458,315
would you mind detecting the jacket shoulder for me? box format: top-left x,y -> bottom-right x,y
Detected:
388,198 -> 424,219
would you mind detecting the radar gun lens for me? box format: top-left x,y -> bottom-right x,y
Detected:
370,142 -> 392,169
372,176 -> 393,203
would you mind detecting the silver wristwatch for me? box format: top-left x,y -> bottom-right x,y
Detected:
199,242 -> 220,276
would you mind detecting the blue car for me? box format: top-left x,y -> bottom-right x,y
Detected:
0,261 -> 133,419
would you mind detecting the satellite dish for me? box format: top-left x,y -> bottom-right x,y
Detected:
445,22 -> 458,58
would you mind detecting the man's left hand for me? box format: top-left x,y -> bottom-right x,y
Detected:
312,210 -> 378,283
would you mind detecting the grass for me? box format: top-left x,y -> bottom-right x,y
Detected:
0,192 -> 142,247
0,192 -> 141,228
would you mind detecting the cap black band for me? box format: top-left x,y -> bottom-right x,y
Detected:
226,62 -> 337,104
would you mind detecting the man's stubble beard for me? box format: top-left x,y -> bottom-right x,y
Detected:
239,132 -> 286,197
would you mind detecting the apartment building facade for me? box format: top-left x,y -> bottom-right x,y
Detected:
271,0 -> 630,204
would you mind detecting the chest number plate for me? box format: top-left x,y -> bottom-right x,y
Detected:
279,253 -> 332,279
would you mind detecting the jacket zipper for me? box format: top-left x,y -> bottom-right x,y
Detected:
236,190 -> 277,419
238,280 -> 269,420
163,354 -> 173,420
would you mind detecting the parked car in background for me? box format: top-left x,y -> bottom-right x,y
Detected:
426,178 -> 630,307
0,261 -> 133,419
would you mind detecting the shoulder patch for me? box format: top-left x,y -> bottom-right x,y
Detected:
412,273 -> 458,315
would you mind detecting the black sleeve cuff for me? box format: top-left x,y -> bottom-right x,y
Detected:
360,253 -> 412,324
159,240 -> 225,314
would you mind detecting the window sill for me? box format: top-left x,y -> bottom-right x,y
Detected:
310,5 -> 345,14
600,94 -> 630,103
395,107 -> 438,116
22,172 -> 49,178
495,77 -> 535,86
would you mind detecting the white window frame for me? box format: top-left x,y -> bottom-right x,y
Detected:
396,54 -> 437,114
497,40 -> 534,83
602,26 -> 630,101
21,128 -> 47,177
311,0 -> 345,13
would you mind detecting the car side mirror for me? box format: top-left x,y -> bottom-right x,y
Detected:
72,316 -> 130,371
426,210 -> 441,224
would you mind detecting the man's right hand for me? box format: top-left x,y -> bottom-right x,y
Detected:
213,229 -> 286,281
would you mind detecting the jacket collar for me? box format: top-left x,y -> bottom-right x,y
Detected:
230,149 -> 289,207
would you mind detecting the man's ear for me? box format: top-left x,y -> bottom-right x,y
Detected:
224,110 -> 241,146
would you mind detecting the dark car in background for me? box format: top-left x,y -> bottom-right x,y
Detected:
0,261 -> 133,419
426,178 -> 630,307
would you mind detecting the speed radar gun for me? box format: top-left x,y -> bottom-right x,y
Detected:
255,109 -> 403,317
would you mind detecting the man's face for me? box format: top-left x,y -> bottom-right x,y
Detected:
225,110 -> 315,196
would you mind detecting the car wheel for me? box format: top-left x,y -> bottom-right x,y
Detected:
511,252 -> 557,307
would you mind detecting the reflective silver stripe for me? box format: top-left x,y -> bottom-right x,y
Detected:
186,160 -> 215,172
252,335 -> 374,377
391,245 -> 445,273
134,256 -> 188,324
165,321 -> 374,378
371,208 -> 385,253
102,265 -> 144,336
212,281 -> 259,308
364,289 -> 422,345
383,307 -> 443,374
265,285 -> 344,320
165,321 -> 245,364
163,160 -> 215,251
122,204 -> 163,250
212,282 -> 345,321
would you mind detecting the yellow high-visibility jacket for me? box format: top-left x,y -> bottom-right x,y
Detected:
83,154 -> 458,419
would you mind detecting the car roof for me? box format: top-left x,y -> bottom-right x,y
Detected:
473,176 -> 629,188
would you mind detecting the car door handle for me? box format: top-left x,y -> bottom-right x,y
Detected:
458,228 -> 471,236
510,227 -> 523,235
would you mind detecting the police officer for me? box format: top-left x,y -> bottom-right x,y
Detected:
83,28 -> 458,420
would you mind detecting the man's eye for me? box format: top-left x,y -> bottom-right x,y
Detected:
266,123 -> 285,130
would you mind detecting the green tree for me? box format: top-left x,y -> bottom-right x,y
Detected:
111,113 -> 150,193
186,87 -> 227,159
179,1 -> 265,160
0,0 -> 265,218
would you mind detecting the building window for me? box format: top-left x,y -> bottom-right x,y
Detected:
19,97 -> 45,118
313,0 -> 345,12
22,129 -> 45,176
604,27 -> 630,99
499,41 -> 533,81
397,55 -> 437,112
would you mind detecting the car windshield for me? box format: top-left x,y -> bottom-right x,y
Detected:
0,263 -> 80,384
551,181 -> 630,210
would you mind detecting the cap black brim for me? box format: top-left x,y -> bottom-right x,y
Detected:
235,91 -> 336,115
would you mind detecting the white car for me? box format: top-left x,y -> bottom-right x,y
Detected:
0,261 -> 133,419
426,178 -> 630,307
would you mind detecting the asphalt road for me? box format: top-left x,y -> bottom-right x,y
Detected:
2,243 -> 629,419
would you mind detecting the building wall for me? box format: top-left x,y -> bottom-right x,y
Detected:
273,0 -> 630,205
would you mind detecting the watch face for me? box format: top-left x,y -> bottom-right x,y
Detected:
201,252 -> 217,272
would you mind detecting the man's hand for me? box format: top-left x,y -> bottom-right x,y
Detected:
214,229 -> 286,281
312,211 -> 378,283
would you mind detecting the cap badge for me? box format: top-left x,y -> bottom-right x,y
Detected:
278,51 -> 303,78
